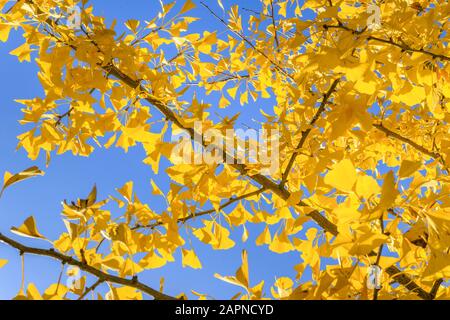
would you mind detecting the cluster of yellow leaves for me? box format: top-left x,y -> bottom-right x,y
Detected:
0,0 -> 450,300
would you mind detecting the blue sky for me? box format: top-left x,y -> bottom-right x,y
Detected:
0,0 -> 318,299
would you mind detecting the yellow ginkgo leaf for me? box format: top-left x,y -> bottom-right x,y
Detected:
11,216 -> 47,240
1,166 -> 44,198
287,190 -> 302,206
181,248 -> 202,269
43,283 -> 69,300
191,290 -> 208,300
377,171 -> 398,210
355,174 -> 380,199
422,248 -> 450,280
125,19 -> 140,33
86,184 -> 97,207
150,179 -> 164,196
211,222 -> 235,250
0,259 -> 8,268
227,86 -> 238,99
255,226 -> 271,246
271,277 -> 294,299
107,286 -> 143,300
235,250 -> 249,288
269,230 -> 294,253
214,273 -> 245,290
139,251 -> 167,269
324,159 -> 356,192
348,233 -> 389,256
399,160 -> 422,178
117,181 -> 133,203
9,42 -> 32,62
180,0 -> 196,14
242,224 -> 249,243
26,283 -> 43,300
214,250 -> 250,291
0,23 -> 11,42
102,256 -> 125,271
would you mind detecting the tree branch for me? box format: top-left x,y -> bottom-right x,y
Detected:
77,278 -> 103,300
280,78 -> 340,188
373,123 -> 441,160
132,188 -> 266,230
429,278 -> 443,299
323,24 -> 450,62
0,233 -> 176,300
384,266 -> 432,300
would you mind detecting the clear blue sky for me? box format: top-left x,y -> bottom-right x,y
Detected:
0,0 -> 320,299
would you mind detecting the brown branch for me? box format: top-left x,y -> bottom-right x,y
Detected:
0,233 -> 176,300
373,123 -> 441,160
280,78 -> 340,188
133,188 -> 266,230
429,278 -> 444,299
77,279 -> 103,300
367,35 -> 450,62
55,107 -> 74,127
384,266 -> 432,300
323,24 -> 450,62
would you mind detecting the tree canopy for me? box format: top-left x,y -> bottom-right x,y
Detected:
0,0 -> 450,300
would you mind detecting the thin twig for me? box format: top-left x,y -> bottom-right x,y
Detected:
429,278 -> 444,299
269,0 -> 280,49
323,24 -> 450,62
77,279 -> 104,300
280,78 -> 340,188
373,123 -> 441,160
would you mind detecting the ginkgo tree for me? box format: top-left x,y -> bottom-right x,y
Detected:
0,0 -> 450,300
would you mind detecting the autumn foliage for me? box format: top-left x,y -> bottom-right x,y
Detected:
0,0 -> 450,300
